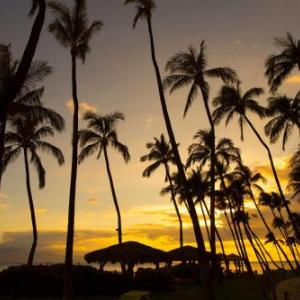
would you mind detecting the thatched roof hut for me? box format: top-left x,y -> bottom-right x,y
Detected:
84,241 -> 166,266
166,246 -> 217,263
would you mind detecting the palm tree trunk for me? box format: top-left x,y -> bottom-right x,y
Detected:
199,200 -> 211,245
243,114 -> 300,239
63,51 -> 79,300
0,0 -> 46,187
24,148 -> 38,266
103,146 -> 122,245
250,195 -> 287,269
202,200 -> 229,272
145,16 -> 211,295
199,85 -> 216,271
274,243 -> 285,270
165,164 -> 183,248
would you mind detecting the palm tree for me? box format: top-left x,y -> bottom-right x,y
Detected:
0,43 -> 52,185
124,1 -> 210,289
2,114 -> 64,265
213,82 -> 300,239
265,33 -> 300,93
163,43 -> 237,261
288,145 -> 300,199
265,91 -> 300,150
78,111 -> 130,245
0,1 -> 47,179
141,134 -> 183,248
48,1 -> 102,298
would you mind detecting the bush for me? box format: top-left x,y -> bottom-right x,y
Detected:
0,265 -> 132,297
135,268 -> 174,291
170,263 -> 199,279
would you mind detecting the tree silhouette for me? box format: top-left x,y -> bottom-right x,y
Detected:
124,1 -> 210,292
213,82 -> 300,239
265,33 -> 300,92
78,111 -> 130,245
288,145 -> 300,199
141,134 -> 183,248
0,44 -> 52,185
3,114 -> 64,265
0,0 -> 47,181
265,91 -> 300,150
48,1 -> 102,298
164,42 -> 237,262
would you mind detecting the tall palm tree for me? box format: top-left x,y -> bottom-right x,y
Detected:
0,43 -> 52,185
265,33 -> 300,93
163,43 -> 237,261
265,91 -> 300,150
141,134 -> 183,248
0,0 -> 47,179
78,111 -> 130,245
0,0 -> 47,173
213,82 -> 300,239
2,115 -> 64,265
124,1 -> 210,290
48,1 -> 102,298
288,145 -> 300,199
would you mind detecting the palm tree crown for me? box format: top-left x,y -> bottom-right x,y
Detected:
163,41 -> 237,117
186,129 -> 240,170
213,83 -> 266,140
124,0 -> 155,28
288,145 -> 300,199
3,117 -> 64,187
141,134 -> 176,178
265,33 -> 300,92
78,111 -> 130,164
265,91 -> 300,150
48,0 -> 103,62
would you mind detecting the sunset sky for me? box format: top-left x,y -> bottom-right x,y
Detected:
0,0 -> 300,264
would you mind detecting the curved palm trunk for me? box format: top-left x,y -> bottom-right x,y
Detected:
199,85 -> 216,271
199,200 -> 211,245
243,115 -> 300,239
202,200 -> 230,272
63,52 -> 79,300
0,0 -> 46,186
250,195 -> 291,269
145,16 -> 211,295
24,148 -> 38,266
274,243 -> 285,270
165,165 -> 183,248
103,146 -> 122,245
277,209 -> 300,269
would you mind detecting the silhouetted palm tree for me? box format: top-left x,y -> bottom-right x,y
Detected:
265,91 -> 300,150
0,44 -> 52,185
141,134 -> 183,248
164,42 -> 237,261
78,111 -> 130,245
265,33 -> 300,92
48,1 -> 102,298
2,115 -> 64,265
0,1 -> 47,178
288,145 -> 300,199
213,82 -> 300,239
124,1 -> 210,289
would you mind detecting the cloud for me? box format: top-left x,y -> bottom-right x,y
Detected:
233,39 -> 242,47
65,100 -> 97,117
36,208 -> 47,214
285,75 -> 300,84
87,198 -> 97,205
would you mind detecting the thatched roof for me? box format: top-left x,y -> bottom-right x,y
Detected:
166,246 -> 213,262
85,241 -> 166,265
